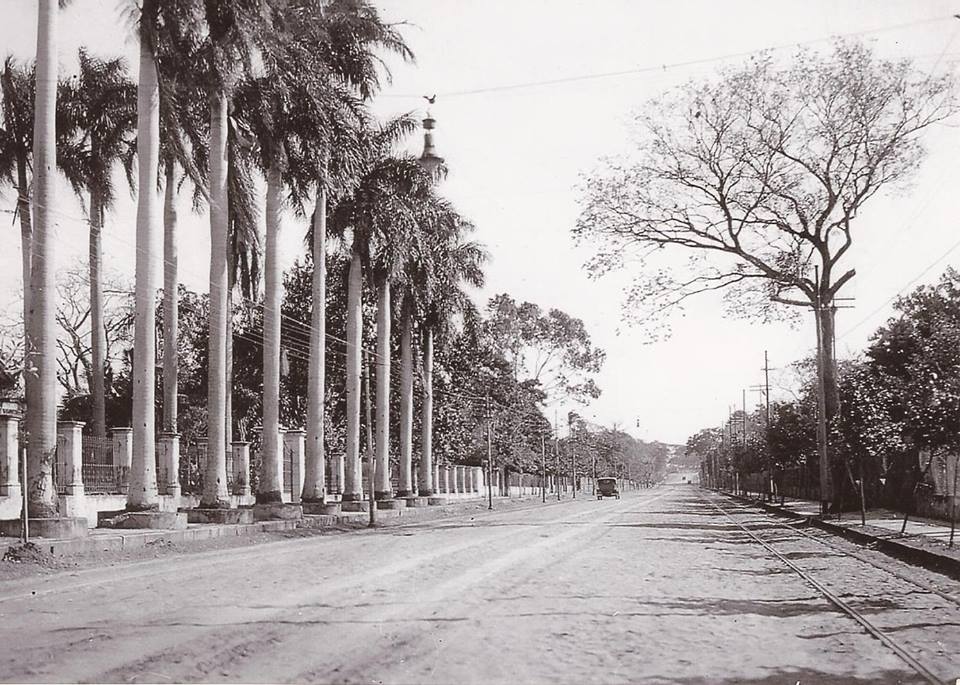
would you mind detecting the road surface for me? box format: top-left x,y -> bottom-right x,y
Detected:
1,487 -> 959,683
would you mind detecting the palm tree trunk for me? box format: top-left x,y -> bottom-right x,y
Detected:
259,165 -> 283,503
302,189 -> 326,502
128,35 -> 160,510
202,91 -> 230,508
375,277 -> 392,499
162,161 -> 178,434
26,0 -> 59,518
343,246 -> 363,501
89,192 -> 106,438
418,325 -> 434,496
397,303 -> 414,497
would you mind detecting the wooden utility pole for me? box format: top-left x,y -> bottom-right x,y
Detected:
814,265 -> 831,516
364,350 -> 376,527
742,388 -> 747,446
486,393 -> 493,510
540,432 -> 546,503
554,409 -> 561,500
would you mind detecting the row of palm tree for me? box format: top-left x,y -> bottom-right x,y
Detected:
7,0 -> 487,520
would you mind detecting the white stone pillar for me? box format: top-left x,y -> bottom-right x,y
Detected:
158,432 -> 181,498
442,466 -> 451,494
284,429 -> 305,504
57,421 -> 85,496
464,467 -> 473,495
433,463 -> 440,495
0,414 -> 21,498
473,466 -> 483,494
457,466 -> 467,495
112,427 -> 133,491
232,441 -> 251,496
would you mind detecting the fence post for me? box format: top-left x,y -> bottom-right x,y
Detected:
111,427 -> 133,492
232,442 -> 251,497
158,432 -> 181,499
56,422 -> 85,497
0,414 -> 21,499
284,429 -> 306,504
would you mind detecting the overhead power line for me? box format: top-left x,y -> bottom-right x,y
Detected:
381,15 -> 957,100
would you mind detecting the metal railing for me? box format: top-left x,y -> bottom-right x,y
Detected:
82,463 -> 128,494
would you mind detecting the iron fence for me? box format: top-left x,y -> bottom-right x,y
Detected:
82,463 -> 127,494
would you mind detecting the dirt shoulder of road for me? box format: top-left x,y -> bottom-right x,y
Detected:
0,494 -> 565,583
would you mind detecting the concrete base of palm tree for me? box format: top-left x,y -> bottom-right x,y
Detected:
255,490 -> 284,504
0,517 -> 89,538
101,511 -> 187,530
302,501 -> 341,515
418,489 -> 434,498
341,500 -> 369,512
125,503 -> 160,513
374,490 -> 394,500
341,492 -> 364,502
253,502 -> 303,521
375,499 -> 406,511
403,496 -> 429,508
186,508 -> 254,525
427,497 -> 447,506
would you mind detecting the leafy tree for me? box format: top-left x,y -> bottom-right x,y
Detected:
576,42 -> 956,508
485,293 -> 604,405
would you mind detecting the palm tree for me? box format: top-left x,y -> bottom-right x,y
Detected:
200,0 -> 271,509
329,144 -> 426,502
25,0 -> 61,518
225,114 -> 260,450
129,2 -> 164,510
125,0 -> 205,511
157,34 -> 207,438
417,204 -> 487,496
294,0 -> 413,504
57,49 -> 137,439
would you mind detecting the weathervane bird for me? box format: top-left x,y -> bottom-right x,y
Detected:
424,94 -> 437,105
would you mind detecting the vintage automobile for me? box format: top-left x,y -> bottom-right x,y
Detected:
596,477 -> 620,500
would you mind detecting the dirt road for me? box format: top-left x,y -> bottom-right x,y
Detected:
1,487 -> 958,683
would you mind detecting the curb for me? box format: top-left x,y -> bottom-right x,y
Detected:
724,492 -> 960,580
0,494 -> 566,559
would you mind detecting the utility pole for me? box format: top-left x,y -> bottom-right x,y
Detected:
486,392 -> 493,510
764,350 -> 772,502
363,350 -> 376,527
814,265 -> 831,516
742,388 -> 747,447
763,350 -> 771,428
540,431 -> 546,503
554,408 -> 561,500
569,412 -> 576,499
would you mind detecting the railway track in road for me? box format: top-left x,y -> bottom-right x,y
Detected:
707,493 -> 960,685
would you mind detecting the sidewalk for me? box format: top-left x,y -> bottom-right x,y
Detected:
727,491 -> 960,577
0,494 -> 555,559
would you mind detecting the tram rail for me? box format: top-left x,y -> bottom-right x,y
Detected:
707,492 -> 959,685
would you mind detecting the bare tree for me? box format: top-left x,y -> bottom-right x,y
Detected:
53,266 -> 133,401
576,42 -> 956,508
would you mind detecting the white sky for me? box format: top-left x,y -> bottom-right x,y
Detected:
1,0 -> 959,444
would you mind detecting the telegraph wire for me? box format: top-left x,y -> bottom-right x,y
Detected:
380,15 -> 958,100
